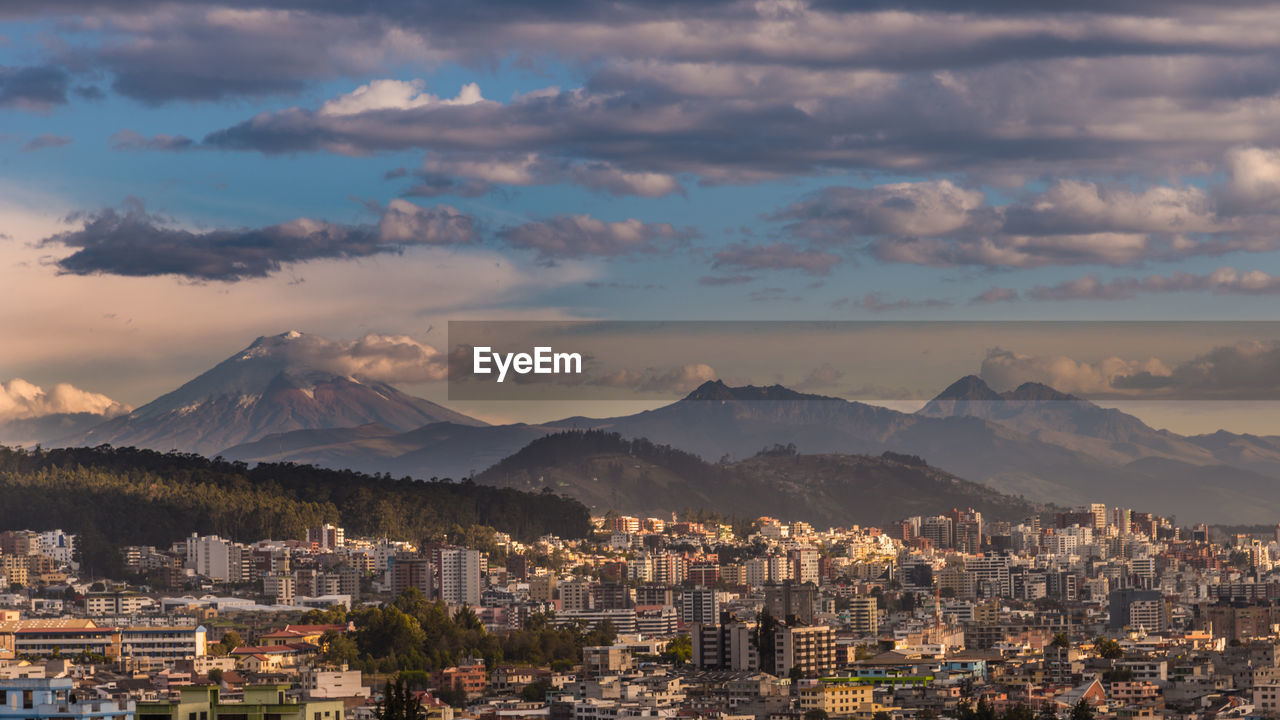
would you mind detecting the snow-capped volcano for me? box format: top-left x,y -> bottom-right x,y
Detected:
73,331 -> 483,455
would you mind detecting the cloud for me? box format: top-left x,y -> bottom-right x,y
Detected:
375,199 -> 480,245
981,341 -> 1280,401
0,378 -> 130,422
774,181 -> 988,242
401,151 -> 683,198
0,64 -> 69,111
110,129 -> 196,151
772,154 -> 1280,268
498,215 -> 697,262
1028,267 -> 1280,300
979,347 -> 1171,396
794,362 -> 844,391
1112,340 -> 1280,399
971,286 -> 1018,303
41,198 -> 480,281
22,134 -> 73,152
712,242 -> 841,276
256,332 -> 450,383
854,293 -> 952,313
319,79 -> 485,116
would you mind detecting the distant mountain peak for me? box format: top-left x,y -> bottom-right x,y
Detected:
683,380 -> 820,402
932,375 -> 1002,402
1003,382 -> 1078,402
69,332 -> 484,455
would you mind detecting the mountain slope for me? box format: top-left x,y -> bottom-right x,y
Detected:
917,375 -> 1215,466
70,332 -> 484,455
0,444 -> 592,575
475,430 -> 1040,524
221,421 -> 551,480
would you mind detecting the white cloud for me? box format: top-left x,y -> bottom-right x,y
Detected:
320,79 -> 485,116
0,378 -> 130,421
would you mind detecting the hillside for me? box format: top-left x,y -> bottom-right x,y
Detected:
475,430 -> 1040,525
0,445 -> 591,576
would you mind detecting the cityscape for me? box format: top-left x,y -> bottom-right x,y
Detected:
9,2 -> 1280,720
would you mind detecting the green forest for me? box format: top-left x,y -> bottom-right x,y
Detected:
0,445 -> 592,576
304,591 -> 617,687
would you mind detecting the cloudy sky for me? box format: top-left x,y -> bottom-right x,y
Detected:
7,1 -> 1280,430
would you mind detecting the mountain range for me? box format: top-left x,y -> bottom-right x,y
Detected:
10,331 -> 1280,524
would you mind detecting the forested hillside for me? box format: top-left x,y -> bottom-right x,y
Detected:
0,445 -> 592,576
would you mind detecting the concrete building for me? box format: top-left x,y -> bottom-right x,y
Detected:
0,677 -> 133,720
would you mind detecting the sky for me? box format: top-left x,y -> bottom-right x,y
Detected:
7,1 -> 1280,432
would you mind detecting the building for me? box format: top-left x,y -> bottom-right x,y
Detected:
388,555 -> 434,599
0,677 -> 133,720
1109,589 -> 1169,632
775,624 -> 837,677
798,681 -> 875,718
765,581 -> 816,624
137,685 -> 343,720
582,646 -> 635,678
121,626 -> 207,662
437,548 -> 483,606
848,596 -> 878,636
681,588 -> 719,627
186,535 -> 249,583
84,592 -> 153,616
306,524 -> 344,551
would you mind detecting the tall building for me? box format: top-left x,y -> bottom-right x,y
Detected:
682,588 -> 720,626
436,547 -> 483,605
848,596 -> 878,636
186,534 -> 249,583
789,548 -> 821,585
920,516 -> 953,549
559,579 -> 594,611
775,624 -> 837,677
388,554 -> 434,599
1109,589 -> 1168,631
765,581 -> 816,624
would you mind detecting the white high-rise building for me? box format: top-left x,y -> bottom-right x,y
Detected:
186,534 -> 248,582
437,548 -> 483,605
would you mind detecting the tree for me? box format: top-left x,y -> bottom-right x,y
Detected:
374,679 -> 425,720
520,679 -> 553,702
804,711 -> 830,720
207,668 -> 224,685
1069,700 -> 1095,720
221,630 -> 243,652
1036,704 -> 1059,720
660,635 -> 691,666
1093,637 -> 1123,660
1049,633 -> 1070,649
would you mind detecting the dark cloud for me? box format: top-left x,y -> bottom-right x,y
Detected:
712,242 -> 841,276
498,215 -> 697,262
0,64 -> 69,110
1111,341 -> 1280,400
41,198 -> 479,281
110,129 -> 196,151
22,134 -> 73,152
